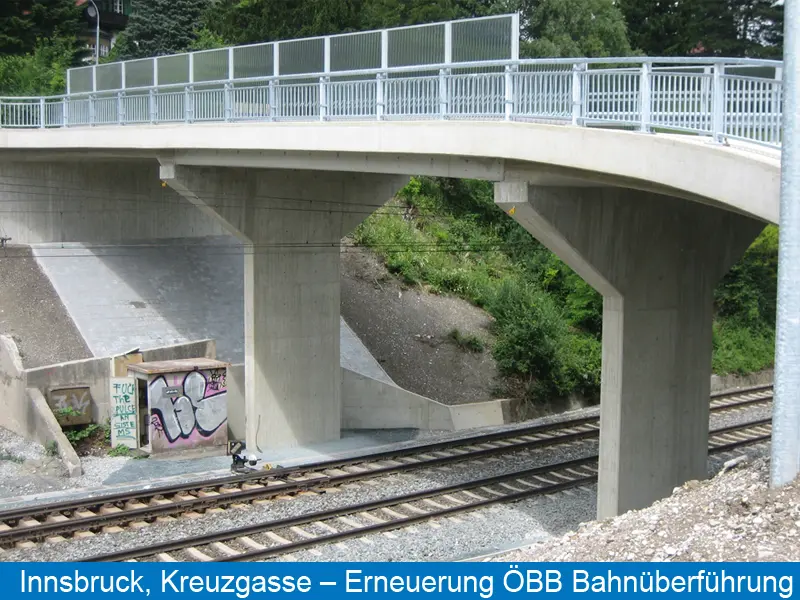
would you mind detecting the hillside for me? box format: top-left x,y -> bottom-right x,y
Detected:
351,176 -> 778,410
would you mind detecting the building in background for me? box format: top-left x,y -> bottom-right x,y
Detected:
75,0 -> 130,60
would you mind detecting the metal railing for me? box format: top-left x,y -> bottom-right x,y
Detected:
0,56 -> 784,150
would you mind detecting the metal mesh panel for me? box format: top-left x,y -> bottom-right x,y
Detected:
96,63 -> 122,92
330,31 -> 381,72
157,54 -> 190,86
388,23 -> 445,67
194,48 -> 229,83
233,43 -> 273,79
69,67 -> 94,94
452,16 -> 513,62
280,38 -> 324,75
125,58 -> 154,89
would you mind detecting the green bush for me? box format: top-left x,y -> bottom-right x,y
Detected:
712,321 -> 775,375
354,175 -> 776,407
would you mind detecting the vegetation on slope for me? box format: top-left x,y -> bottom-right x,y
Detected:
354,177 -> 778,404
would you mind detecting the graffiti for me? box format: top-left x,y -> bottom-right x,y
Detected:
109,378 -> 137,448
48,386 -> 93,426
207,370 -> 226,392
149,369 -> 227,449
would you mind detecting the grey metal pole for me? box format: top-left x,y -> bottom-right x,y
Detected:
771,0 -> 800,489
89,0 -> 100,65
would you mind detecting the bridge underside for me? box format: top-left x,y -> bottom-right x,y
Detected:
495,183 -> 763,518
0,144 -> 770,518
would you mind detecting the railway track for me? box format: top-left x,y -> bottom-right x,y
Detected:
89,418 -> 773,563
0,384 -> 772,551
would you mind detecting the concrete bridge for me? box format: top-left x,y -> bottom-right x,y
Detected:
0,14 -> 784,519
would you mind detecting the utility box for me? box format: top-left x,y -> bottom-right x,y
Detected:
117,358 -> 230,454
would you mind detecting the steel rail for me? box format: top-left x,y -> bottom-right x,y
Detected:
0,386 -> 771,545
87,417 -> 772,563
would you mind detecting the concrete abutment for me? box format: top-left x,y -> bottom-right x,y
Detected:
495,182 -> 764,518
159,162 -> 408,450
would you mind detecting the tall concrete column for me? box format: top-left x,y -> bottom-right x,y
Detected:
495,183 -> 764,518
160,162 -> 407,450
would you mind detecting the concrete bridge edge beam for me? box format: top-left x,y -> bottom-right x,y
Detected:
158,162 -> 408,450
495,181 -> 765,518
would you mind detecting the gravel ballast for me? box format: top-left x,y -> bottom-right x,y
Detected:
493,446 -> 792,562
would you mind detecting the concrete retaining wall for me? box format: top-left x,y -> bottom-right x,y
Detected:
0,160 -> 224,244
0,335 -> 28,435
24,340 -> 216,425
227,363 -> 246,441
224,364 -> 514,438
0,335 -> 82,476
711,369 -> 774,392
340,368 -> 512,431
26,388 -> 82,477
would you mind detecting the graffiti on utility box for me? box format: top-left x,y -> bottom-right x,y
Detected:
48,386 -> 93,426
110,378 -> 138,448
148,368 -> 227,452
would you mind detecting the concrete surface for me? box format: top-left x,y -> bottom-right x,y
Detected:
24,339 -> 217,425
0,336 -> 82,477
496,183 -> 764,519
0,160 -> 224,244
0,246 -> 91,369
341,367 -> 511,430
31,237 -> 393,385
161,164 -> 408,451
0,122 -> 781,224
0,335 -> 28,436
26,387 -> 81,477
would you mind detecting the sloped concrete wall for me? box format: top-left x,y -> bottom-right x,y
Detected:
0,335 -> 27,435
340,368 -> 512,431
224,363 -> 512,438
0,336 -> 81,477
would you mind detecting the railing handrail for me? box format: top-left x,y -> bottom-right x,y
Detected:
0,56 -> 783,103
0,57 -> 784,152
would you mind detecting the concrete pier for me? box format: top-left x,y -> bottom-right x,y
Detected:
495,183 -> 764,518
160,163 -> 407,450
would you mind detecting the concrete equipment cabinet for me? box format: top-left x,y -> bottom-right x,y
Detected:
116,358 -> 230,455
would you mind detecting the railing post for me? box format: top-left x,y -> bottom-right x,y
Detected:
149,88 -> 157,124
712,63 -> 726,143
224,82 -> 232,122
376,73 -> 385,121
185,85 -> 193,124
439,68 -> 450,119
89,94 -> 96,126
504,64 -> 516,121
639,62 -> 652,132
62,97 -> 68,127
319,76 -> 328,122
0,99 -> 4,128
269,79 -> 277,121
572,62 -> 585,126
117,91 -> 125,125
39,98 -> 45,128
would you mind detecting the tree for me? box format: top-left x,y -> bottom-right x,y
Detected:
513,0 -> 634,57
0,0 -> 81,57
618,0 -> 784,57
0,1 -> 32,55
0,37 -> 75,95
113,0 -> 211,59
202,0 -> 363,45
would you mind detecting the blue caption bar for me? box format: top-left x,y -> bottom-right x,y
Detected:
6,563 -> 796,599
